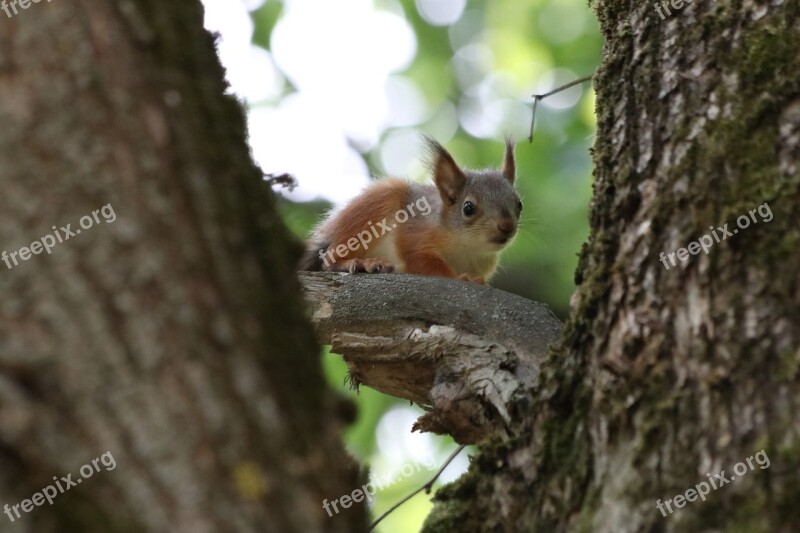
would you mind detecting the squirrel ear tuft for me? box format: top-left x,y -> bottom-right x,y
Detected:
502,138 -> 515,184
425,136 -> 465,204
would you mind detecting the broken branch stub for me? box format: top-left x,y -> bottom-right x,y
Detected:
298,272 -> 562,444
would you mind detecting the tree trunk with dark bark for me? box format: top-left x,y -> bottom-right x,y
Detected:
0,2 -> 366,532
424,1 -> 800,532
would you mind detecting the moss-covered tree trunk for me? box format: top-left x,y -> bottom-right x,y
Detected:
0,1 -> 366,531
425,1 -> 800,531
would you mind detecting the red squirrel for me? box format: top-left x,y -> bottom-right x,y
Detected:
299,138 -> 522,284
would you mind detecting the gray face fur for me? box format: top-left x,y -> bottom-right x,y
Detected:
457,170 -> 521,245
427,138 -> 522,249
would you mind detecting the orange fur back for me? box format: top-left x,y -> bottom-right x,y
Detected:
316,179 -> 409,262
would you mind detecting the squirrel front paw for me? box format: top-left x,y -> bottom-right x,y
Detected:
457,273 -> 485,284
347,258 -> 395,274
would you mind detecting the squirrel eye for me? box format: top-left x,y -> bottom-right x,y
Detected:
517,199 -> 523,213
463,201 -> 475,216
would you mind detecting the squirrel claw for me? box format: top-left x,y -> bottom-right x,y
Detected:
457,273 -> 485,284
348,258 -> 395,274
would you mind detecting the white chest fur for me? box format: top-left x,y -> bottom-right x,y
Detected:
441,233 -> 498,277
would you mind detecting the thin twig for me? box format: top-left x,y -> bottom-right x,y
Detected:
368,444 -> 467,531
528,74 -> 594,143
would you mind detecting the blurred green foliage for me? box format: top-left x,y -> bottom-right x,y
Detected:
254,0 -> 600,530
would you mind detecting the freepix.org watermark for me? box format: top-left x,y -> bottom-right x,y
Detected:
322,457 -> 436,518
4,451 -> 117,523
1,0 -> 55,19
2,203 -> 116,270
659,202 -> 772,271
654,0 -> 693,20
656,449 -> 770,517
319,196 -> 432,268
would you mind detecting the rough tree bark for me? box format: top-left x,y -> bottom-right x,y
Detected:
422,1 -> 800,532
0,2 -> 366,532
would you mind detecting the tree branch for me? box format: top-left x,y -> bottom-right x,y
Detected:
298,272 -> 562,443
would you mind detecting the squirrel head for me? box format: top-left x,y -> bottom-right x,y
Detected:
426,137 -> 522,251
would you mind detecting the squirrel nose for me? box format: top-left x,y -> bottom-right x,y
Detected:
497,219 -> 516,235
